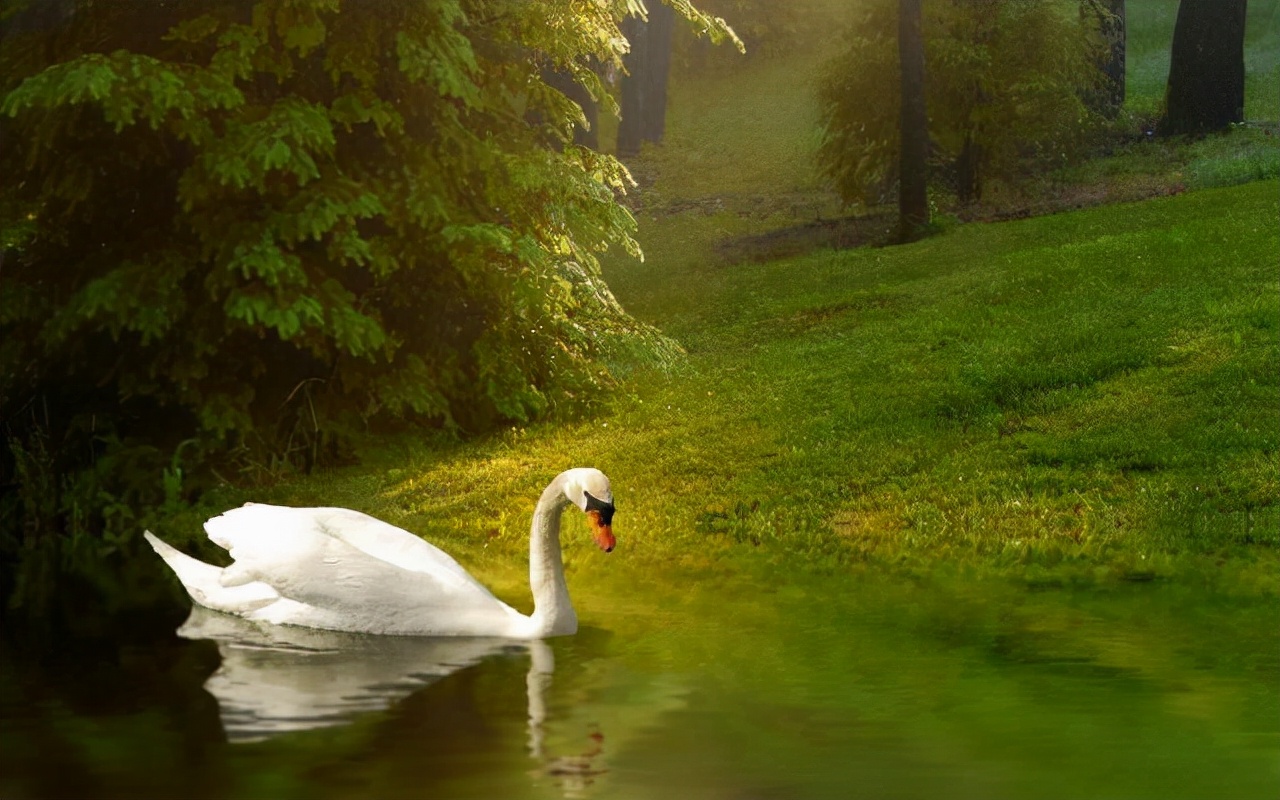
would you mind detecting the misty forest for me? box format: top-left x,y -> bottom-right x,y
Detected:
2,1 -> 1278,798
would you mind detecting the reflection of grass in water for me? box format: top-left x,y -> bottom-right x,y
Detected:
5,544 -> 1275,799
559,561 -> 1280,800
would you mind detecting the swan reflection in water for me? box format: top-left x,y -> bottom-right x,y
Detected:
178,607 -> 606,788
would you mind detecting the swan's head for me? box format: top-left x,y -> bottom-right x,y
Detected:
561,468 -> 615,553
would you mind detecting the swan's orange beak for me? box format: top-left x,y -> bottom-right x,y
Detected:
586,510 -> 615,553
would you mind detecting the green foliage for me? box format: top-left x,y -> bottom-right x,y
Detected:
0,1 -> 735,540
816,0 -> 1106,205
673,0 -> 804,68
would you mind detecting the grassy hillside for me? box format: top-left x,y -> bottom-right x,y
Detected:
156,2 -> 1280,596
166,180 -> 1279,597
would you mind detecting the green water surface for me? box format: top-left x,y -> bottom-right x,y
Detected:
2,558 -> 1277,799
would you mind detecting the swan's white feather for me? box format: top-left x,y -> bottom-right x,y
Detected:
203,504 -> 492,595
143,531 -> 279,614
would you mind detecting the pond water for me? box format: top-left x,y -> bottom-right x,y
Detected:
2,558 -> 1278,799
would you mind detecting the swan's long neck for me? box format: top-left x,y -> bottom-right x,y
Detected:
527,478 -> 577,637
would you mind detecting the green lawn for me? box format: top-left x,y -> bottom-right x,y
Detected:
170,180 -> 1278,597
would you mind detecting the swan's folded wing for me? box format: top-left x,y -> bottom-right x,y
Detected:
205,503 -> 491,596
310,506 -> 492,595
204,504 -> 510,626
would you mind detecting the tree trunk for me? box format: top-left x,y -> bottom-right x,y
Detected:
617,14 -> 646,157
617,5 -> 674,157
641,3 -> 674,145
956,137 -> 983,204
897,0 -> 930,242
1161,0 -> 1246,136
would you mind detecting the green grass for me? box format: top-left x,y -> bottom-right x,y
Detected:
1184,126 -> 1280,186
612,0 -> 853,225
1043,125 -> 1280,205
618,0 -> 1280,227
166,181 -> 1280,597
1123,0 -> 1179,114
1243,0 -> 1280,120
643,35 -> 834,202
618,180 -> 1277,573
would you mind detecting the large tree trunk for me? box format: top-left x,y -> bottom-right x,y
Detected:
1161,0 -> 1246,136
641,3 -> 674,145
617,15 -> 647,157
616,5 -> 675,157
897,0 -> 930,241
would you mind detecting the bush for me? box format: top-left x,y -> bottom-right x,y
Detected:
0,0 -> 730,542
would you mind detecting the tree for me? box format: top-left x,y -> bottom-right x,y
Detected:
1161,0 -> 1247,136
817,0 -> 1105,207
642,4 -> 676,144
897,0 -> 930,240
0,0 -> 736,541
617,3 -> 676,157
543,66 -> 600,149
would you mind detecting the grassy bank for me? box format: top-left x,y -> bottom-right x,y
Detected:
147,2 -> 1279,599
158,179 -> 1278,598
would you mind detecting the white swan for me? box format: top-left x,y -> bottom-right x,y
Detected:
143,467 -> 615,638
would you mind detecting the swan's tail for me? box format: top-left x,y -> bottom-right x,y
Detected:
143,531 -> 278,615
